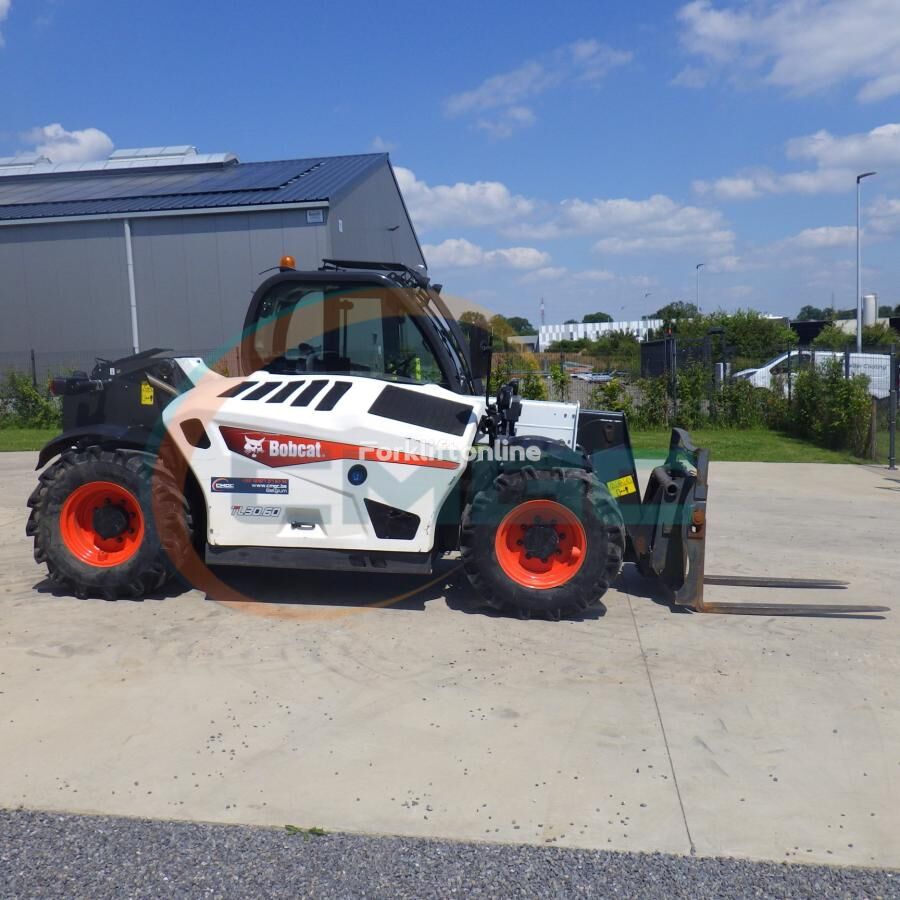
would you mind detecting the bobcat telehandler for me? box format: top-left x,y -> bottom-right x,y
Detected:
26,259 -> 886,620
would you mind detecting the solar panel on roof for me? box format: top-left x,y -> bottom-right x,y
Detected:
0,153 -> 387,218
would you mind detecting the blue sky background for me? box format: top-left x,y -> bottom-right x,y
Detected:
2,0 -> 899,325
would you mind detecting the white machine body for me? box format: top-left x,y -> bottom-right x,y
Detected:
164,366 -> 486,554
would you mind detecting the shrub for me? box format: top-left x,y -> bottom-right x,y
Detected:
549,362 -> 569,401
518,356 -> 548,401
589,379 -> 632,417
488,355 -> 514,396
673,365 -> 708,430
0,370 -> 62,429
713,378 -> 768,429
632,375 -> 669,429
787,359 -> 871,455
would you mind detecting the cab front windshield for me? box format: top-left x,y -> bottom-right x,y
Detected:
250,281 -> 445,386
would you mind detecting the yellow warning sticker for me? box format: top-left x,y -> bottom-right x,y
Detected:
607,474 -> 637,498
140,382 -> 155,405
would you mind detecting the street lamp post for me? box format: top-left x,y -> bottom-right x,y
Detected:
696,263 -> 705,313
856,171 -> 877,353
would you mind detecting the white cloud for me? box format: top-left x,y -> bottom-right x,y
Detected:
476,106 -> 536,140
513,193 -> 727,241
506,192 -> 734,259
371,136 -> 397,153
445,39 -> 631,137
694,122 -> 900,201
676,0 -> 900,103
393,166 -> 534,231
782,225 -> 857,249
24,123 -> 113,163
594,229 -> 735,256
694,166 -> 854,199
868,196 -> 900,235
423,238 -> 550,271
670,65 -> 709,89
693,175 -> 761,200
572,268 -> 615,282
520,266 -> 568,283
786,123 -> 900,169
0,0 -> 10,46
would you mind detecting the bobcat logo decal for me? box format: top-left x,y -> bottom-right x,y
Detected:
243,435 -> 266,458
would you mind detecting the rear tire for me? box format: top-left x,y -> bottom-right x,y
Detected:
460,466 -> 625,620
26,446 -> 191,600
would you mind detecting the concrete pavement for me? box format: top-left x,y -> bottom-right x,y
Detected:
0,450 -> 898,868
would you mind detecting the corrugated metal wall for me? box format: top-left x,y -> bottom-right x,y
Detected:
130,209 -> 329,356
0,162 -> 425,377
0,219 -> 133,363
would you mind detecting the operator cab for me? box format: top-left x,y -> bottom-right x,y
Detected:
240,260 -> 478,395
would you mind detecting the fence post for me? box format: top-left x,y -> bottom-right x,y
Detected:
890,344 -> 897,471
787,347 -> 792,403
844,348 -> 851,379
30,349 -> 37,388
870,396 -> 878,461
669,336 -> 678,424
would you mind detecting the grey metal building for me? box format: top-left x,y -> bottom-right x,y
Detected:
0,146 -> 425,376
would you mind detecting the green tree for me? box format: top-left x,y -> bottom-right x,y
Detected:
812,324 -> 853,349
673,310 -> 796,364
458,311 -> 488,329
653,301 -> 698,322
878,305 -> 894,317
862,322 -> 900,346
489,314 -> 515,341
505,316 -> 536,335
564,318 -> 579,324
583,311 -> 612,323
796,305 -> 825,321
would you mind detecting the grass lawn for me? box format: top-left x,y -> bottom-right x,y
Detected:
0,425 -> 891,466
0,428 -> 58,452
630,428 -> 873,464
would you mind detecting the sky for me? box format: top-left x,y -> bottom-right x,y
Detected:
2,0 -> 900,327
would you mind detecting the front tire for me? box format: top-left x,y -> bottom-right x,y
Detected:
460,466 -> 625,620
26,447 -> 191,600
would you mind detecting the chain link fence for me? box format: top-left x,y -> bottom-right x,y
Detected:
638,337 -> 897,467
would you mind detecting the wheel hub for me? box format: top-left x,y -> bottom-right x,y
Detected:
92,503 -> 130,540
521,519 -> 561,562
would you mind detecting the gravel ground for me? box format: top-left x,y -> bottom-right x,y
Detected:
1,809 -> 897,899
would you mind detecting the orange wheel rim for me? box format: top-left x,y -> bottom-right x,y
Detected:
60,481 -> 144,568
494,499 -> 587,589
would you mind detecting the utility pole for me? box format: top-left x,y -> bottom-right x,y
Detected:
695,263 -> 705,314
856,171 -> 876,353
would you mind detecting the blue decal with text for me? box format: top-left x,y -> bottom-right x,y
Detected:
211,477 -> 289,495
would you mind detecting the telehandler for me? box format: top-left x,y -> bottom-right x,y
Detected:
26,259 -> 886,619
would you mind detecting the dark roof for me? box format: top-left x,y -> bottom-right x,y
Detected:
0,153 -> 386,221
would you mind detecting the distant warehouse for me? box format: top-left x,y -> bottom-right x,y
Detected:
0,146 -> 425,376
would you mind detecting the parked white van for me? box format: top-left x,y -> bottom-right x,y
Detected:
733,350 -> 894,399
